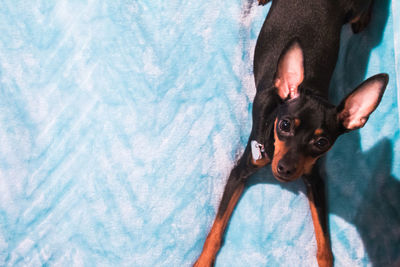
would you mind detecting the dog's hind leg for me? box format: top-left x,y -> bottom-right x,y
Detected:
194,147 -> 264,267
193,179 -> 244,267
194,85 -> 275,266
303,166 -> 333,267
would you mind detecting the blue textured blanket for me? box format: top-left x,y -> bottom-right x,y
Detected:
0,1 -> 399,266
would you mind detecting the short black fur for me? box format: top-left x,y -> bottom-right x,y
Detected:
194,1 -> 389,266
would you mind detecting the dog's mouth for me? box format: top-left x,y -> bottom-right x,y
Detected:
272,171 -> 300,183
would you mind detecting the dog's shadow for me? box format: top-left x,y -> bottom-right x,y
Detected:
243,0 -> 400,265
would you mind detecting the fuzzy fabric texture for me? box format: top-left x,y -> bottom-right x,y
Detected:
0,1 -> 399,266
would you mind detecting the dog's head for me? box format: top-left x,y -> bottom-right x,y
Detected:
270,40 -> 388,182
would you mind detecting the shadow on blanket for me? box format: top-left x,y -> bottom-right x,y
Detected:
328,0 -> 400,265
331,137 -> 400,267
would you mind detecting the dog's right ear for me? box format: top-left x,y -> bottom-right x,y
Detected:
274,39 -> 304,100
337,73 -> 389,131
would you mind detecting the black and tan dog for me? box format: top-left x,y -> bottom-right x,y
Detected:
194,0 -> 388,266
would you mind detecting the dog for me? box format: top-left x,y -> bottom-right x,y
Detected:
194,0 -> 388,266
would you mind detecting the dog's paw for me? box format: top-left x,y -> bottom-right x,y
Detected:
193,256 -> 214,267
317,251 -> 333,267
251,156 -> 271,168
251,140 -> 271,167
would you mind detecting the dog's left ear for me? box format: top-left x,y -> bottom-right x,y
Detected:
337,73 -> 389,131
274,39 -> 304,100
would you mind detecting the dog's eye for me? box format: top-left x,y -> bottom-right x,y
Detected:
279,119 -> 291,132
315,137 -> 329,149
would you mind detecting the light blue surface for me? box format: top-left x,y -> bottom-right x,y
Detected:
0,1 -> 399,266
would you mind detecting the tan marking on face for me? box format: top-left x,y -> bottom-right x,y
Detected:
303,156 -> 319,175
272,119 -> 321,180
291,156 -> 306,180
314,128 -> 324,135
294,118 -> 301,127
272,119 -> 289,176
273,119 -> 305,180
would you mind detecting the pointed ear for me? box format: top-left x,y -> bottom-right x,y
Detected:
274,39 -> 304,100
337,73 -> 389,131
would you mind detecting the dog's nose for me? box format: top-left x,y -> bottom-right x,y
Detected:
277,161 -> 297,177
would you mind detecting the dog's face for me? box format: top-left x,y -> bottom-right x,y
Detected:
270,40 -> 388,182
271,95 -> 338,182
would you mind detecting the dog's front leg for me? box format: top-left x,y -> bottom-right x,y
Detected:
193,174 -> 244,267
303,169 -> 333,267
194,147 -> 268,267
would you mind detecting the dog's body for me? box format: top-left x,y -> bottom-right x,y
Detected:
194,1 -> 388,266
252,0 -> 374,162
